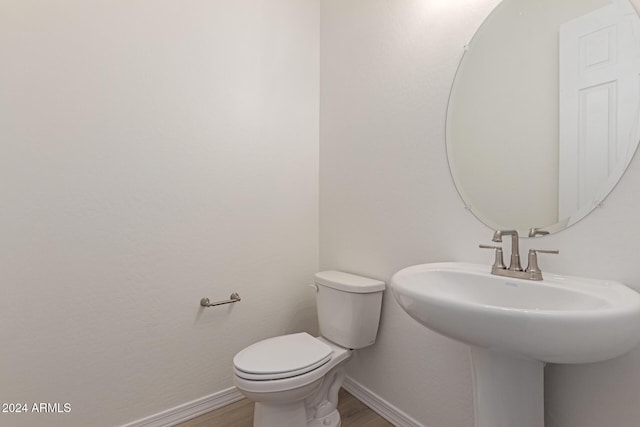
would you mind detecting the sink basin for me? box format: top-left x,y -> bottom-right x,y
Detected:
392,262 -> 640,427
391,262 -> 640,364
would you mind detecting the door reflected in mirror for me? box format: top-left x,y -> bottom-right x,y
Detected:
446,0 -> 640,236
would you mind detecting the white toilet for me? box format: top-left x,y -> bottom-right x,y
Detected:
233,270 -> 385,427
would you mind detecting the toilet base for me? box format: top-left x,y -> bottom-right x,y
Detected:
308,409 -> 341,427
253,403 -> 342,427
247,364 -> 348,427
254,401 -> 308,427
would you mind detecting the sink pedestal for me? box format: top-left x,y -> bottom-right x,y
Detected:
470,347 -> 544,427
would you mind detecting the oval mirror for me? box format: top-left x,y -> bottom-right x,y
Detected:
446,0 -> 640,236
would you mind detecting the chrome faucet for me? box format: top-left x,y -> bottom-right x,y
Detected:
491,230 -> 522,271
480,230 -> 559,281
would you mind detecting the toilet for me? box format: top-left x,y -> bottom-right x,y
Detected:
233,270 -> 385,427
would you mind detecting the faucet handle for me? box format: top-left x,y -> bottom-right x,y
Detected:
525,249 -> 559,280
479,244 -> 506,271
479,244 -> 501,249
531,249 -> 559,255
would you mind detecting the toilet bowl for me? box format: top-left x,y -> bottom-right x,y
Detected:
232,271 -> 385,427
234,334 -> 351,427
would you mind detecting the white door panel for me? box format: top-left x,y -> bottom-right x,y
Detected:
559,0 -> 640,223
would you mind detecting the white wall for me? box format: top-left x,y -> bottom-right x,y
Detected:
320,0 -> 640,426
0,1 -> 319,426
5,1 -> 640,426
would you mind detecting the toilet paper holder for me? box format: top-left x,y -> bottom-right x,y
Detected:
200,292 -> 241,307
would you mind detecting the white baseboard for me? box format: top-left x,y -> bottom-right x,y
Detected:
122,377 -> 422,427
342,376 -> 425,427
121,386 -> 244,427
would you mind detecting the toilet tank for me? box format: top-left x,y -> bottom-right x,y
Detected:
314,271 -> 385,349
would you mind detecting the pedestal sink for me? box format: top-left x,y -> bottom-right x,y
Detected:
391,262 -> 640,427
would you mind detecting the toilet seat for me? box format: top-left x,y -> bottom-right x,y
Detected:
234,333 -> 333,380
233,336 -> 352,395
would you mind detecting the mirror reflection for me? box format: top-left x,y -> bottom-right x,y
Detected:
446,0 -> 640,236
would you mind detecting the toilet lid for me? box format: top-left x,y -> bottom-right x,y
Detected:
233,333 -> 332,380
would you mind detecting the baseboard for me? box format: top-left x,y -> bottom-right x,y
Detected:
121,386 -> 244,427
343,376 -> 425,427
122,376 -> 422,427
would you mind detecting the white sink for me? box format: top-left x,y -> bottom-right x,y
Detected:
391,262 -> 640,427
391,262 -> 640,363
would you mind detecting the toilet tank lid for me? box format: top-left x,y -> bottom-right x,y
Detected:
314,270 -> 385,293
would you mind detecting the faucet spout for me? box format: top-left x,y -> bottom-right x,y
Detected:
528,227 -> 550,237
491,230 -> 522,271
